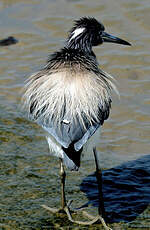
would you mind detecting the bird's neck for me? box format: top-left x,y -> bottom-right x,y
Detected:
65,37 -> 93,55
65,44 -> 97,62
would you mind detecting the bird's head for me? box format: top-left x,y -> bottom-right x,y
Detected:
66,17 -> 131,52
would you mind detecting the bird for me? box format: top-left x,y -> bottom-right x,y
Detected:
22,17 -> 131,228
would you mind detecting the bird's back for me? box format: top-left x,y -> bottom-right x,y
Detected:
23,48 -> 114,127
22,48 -> 115,169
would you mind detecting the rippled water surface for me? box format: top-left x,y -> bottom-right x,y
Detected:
0,0 -> 150,229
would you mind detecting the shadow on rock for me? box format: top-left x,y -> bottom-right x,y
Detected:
80,154 -> 150,223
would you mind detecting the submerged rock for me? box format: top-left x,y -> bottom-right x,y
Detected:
0,36 -> 18,46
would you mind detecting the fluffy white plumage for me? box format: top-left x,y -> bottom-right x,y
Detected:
23,67 -> 117,127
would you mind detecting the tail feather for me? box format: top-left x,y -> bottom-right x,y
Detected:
46,135 -> 81,171
63,152 -> 79,171
62,143 -> 83,170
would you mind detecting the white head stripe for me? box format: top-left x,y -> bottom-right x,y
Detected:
69,27 -> 85,41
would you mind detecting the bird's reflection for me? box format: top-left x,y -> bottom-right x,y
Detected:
80,154 -> 150,223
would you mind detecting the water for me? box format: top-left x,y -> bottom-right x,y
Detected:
0,0 -> 150,229
81,155 -> 150,224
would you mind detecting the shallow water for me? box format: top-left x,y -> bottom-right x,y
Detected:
0,0 -> 150,229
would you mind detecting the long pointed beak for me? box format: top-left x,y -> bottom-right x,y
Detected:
102,31 -> 131,46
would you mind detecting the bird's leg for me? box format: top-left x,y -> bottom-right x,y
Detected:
92,147 -> 111,230
93,147 -> 106,219
41,153 -> 112,229
41,158 -> 67,214
64,148 -> 112,229
60,158 -> 66,209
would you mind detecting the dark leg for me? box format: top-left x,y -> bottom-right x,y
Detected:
60,158 -> 66,209
93,147 -> 111,230
93,147 -> 106,219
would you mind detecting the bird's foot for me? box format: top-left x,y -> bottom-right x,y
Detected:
41,200 -> 74,214
41,200 -> 112,229
67,200 -> 112,229
41,204 -> 64,214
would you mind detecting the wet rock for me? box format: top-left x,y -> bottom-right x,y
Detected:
0,36 -> 18,46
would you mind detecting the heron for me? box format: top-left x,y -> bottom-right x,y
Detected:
22,17 -> 131,229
